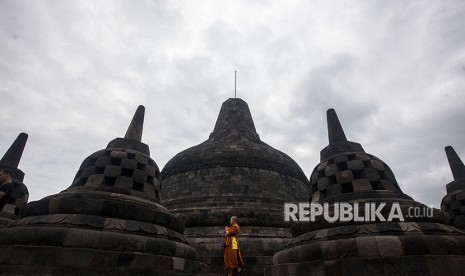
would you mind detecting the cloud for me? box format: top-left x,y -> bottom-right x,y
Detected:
0,0 -> 464,210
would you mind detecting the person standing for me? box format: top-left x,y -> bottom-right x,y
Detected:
0,169 -> 14,211
224,216 -> 244,275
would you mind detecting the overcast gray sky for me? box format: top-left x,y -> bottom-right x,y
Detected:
1,1 -> 464,207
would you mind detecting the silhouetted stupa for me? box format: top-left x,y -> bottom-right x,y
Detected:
0,106 -> 203,275
265,109 -> 465,276
0,133 -> 29,227
161,98 -> 310,275
441,146 -> 465,230
1,100 -> 464,276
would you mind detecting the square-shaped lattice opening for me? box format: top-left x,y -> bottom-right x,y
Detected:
132,181 -> 144,192
110,157 -> 122,166
328,175 -> 337,185
104,177 -> 116,186
93,167 -> 105,174
370,181 -> 382,190
341,182 -> 354,193
121,168 -> 134,177
137,162 -> 146,170
337,161 -> 348,170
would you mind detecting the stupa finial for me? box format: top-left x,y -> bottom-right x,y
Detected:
124,105 -> 145,141
445,146 -> 465,180
210,98 -> 260,141
327,108 -> 347,144
0,132 -> 28,169
320,108 -> 364,160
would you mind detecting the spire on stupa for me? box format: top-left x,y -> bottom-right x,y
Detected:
320,108 -> 364,160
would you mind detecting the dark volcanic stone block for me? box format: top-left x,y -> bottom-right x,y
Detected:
86,174 -> 105,187
63,228 -> 101,248
375,236 -> 403,257
401,236 -> 429,255
362,168 -> 380,181
352,179 -> 372,191
317,177 -> 330,190
325,164 -> 338,177
334,155 -> 348,164
0,246 -> 13,263
326,184 -> 343,197
370,160 -> 385,171
80,167 -> 95,179
104,166 -> 122,177
120,158 -> 137,169
335,170 -> 354,184
114,176 -> 134,189
133,170 -> 147,184
356,236 -> 379,258
335,238 -> 357,258
96,156 -> 111,167
347,159 -> 364,171
36,227 -> 68,246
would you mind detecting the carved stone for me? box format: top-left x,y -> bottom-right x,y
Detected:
0,106 -> 203,275
161,98 -> 310,275
0,133 -> 29,227
266,109 -> 465,276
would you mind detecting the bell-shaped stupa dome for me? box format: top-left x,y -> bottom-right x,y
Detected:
266,109 -> 465,276
0,106 -> 203,275
161,98 -> 309,275
441,146 -> 465,230
163,98 -> 307,186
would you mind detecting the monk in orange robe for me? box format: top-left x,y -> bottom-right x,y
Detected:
224,216 -> 244,275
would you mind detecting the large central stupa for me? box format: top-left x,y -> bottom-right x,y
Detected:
161,98 -> 310,275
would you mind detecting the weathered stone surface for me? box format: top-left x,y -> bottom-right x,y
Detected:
161,99 -> 309,275
0,106 -> 203,275
1,101 -> 463,275
352,179 -> 372,192
266,109 -> 465,276
0,133 -> 29,228
441,146 -> 465,231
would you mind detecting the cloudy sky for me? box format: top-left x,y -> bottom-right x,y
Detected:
1,1 -> 464,207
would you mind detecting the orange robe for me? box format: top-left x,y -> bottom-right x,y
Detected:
224,223 -> 245,270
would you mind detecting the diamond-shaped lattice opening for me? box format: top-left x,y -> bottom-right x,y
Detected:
370,181 -> 382,190
132,182 -> 144,192
341,182 -> 354,193
137,163 -> 146,170
110,157 -> 122,166
94,167 -> 104,174
352,169 -> 364,179
104,177 -> 116,186
311,184 -> 318,194
337,161 -> 347,170
122,168 -> 134,177
347,154 -> 356,160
